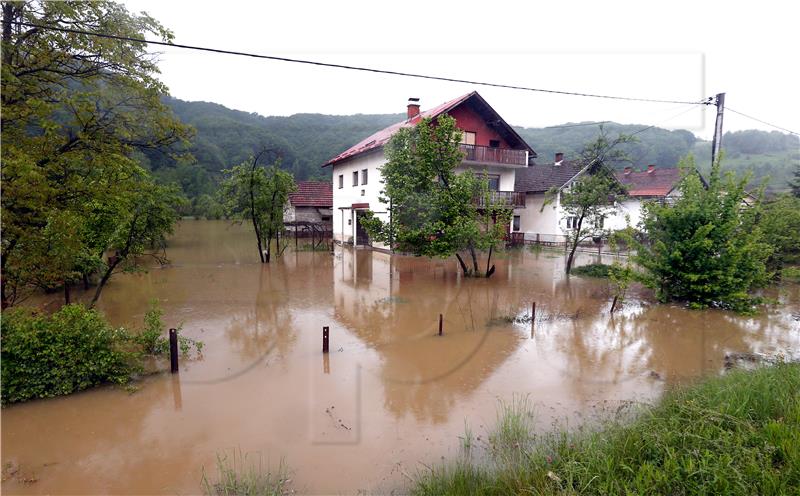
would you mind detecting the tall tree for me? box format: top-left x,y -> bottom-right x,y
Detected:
1,0 -> 191,307
635,156 -> 771,312
219,154 -> 295,263
551,131 -> 632,274
361,115 -> 511,277
791,163 -> 800,198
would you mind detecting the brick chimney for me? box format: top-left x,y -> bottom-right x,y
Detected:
554,152 -> 564,165
407,97 -> 420,119
624,166 -> 632,175
647,164 -> 655,174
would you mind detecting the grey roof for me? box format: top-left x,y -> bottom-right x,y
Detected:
514,161 -> 586,193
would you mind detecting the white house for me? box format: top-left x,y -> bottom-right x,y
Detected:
512,153 -> 589,243
322,91 -> 536,251
605,165 -> 686,231
514,158 -> 693,243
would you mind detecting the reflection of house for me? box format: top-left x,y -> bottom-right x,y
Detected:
513,153 -> 587,243
323,92 -> 536,249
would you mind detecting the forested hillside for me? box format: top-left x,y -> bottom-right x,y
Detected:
149,96 -> 799,213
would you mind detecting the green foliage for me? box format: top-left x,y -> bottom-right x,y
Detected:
759,194 -> 800,271
361,115 -> 510,277
413,363 -> 800,496
0,305 -> 134,405
791,163 -> 800,198
635,156 -> 771,313
1,1 -> 192,308
201,448 -> 289,496
571,263 -> 615,278
136,300 -> 203,357
219,156 -> 296,263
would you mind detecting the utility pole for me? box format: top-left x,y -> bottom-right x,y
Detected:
710,92 -> 726,166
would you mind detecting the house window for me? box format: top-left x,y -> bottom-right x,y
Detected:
487,175 -> 500,191
513,215 -> 521,232
338,174 -> 343,189
566,216 -> 578,229
361,169 -> 368,185
352,171 -> 358,186
489,139 -> 500,148
460,131 -> 476,145
595,216 -> 604,229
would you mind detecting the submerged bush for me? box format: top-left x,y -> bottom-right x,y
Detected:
571,263 -> 614,278
1,304 -> 134,405
414,363 -> 800,495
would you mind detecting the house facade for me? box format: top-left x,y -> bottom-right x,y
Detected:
285,181 -> 333,225
514,159 -> 688,243
605,165 -> 685,231
512,153 -> 588,243
323,92 -> 536,251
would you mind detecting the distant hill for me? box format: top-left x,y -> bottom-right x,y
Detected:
147,96 -> 799,209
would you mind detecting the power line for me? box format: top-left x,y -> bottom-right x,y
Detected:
544,121 -> 610,129
12,21 -> 711,107
726,107 -> 799,136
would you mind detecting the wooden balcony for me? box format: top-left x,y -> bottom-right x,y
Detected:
475,191 -> 526,208
460,144 -> 528,167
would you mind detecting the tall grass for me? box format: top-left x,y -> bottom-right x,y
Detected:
413,363 -> 800,495
201,449 -> 290,496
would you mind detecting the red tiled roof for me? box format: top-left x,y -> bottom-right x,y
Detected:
288,181 -> 333,207
322,91 -> 535,167
614,168 -> 683,197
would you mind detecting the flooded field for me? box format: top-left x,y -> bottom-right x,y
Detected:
2,220 -> 799,494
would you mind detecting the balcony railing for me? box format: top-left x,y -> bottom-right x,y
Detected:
460,144 -> 528,166
475,190 -> 526,208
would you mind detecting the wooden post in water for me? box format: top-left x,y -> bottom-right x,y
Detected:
169,328 -> 179,373
531,301 -> 536,338
438,314 -> 443,336
322,326 -> 329,353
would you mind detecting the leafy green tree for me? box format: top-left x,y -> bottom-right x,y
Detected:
361,115 -> 510,277
759,194 -> 800,272
791,163 -> 800,198
552,131 -> 632,274
88,181 -> 185,307
1,0 -> 191,307
220,151 -> 295,263
635,156 -> 771,312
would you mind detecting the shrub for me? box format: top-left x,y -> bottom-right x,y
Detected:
1,304 -> 134,405
571,263 -> 614,278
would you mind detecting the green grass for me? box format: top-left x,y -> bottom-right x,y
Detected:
781,266 -> 800,282
413,363 -> 800,495
570,263 -> 614,278
201,449 -> 290,495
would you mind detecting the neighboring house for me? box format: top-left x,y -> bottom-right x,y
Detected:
514,159 -> 691,243
513,153 -> 587,243
323,91 -> 536,250
605,165 -> 685,230
285,181 -> 333,225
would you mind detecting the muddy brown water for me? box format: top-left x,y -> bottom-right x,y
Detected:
2,220 -> 799,494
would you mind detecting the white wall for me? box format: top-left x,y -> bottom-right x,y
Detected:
605,199 -> 643,231
331,150 -> 390,249
458,163 -> 515,191
515,192 -> 566,242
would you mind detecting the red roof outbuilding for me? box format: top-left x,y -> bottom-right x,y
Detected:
288,181 -> 333,207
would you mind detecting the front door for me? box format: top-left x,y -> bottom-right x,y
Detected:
355,211 -> 370,246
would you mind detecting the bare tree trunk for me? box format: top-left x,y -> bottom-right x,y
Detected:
565,213 -> 586,275
610,295 -> 619,314
454,253 -> 469,276
485,245 -> 494,278
468,244 -> 479,274
90,258 -> 120,308
83,273 -> 90,290
63,280 -> 70,305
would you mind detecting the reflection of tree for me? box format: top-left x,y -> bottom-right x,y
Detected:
225,261 -> 296,364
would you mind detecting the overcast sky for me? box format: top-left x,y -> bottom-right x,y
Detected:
123,0 -> 799,140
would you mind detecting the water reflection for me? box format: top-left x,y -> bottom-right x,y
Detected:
3,220 -> 798,495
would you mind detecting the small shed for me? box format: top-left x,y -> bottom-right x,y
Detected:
285,181 -> 333,224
